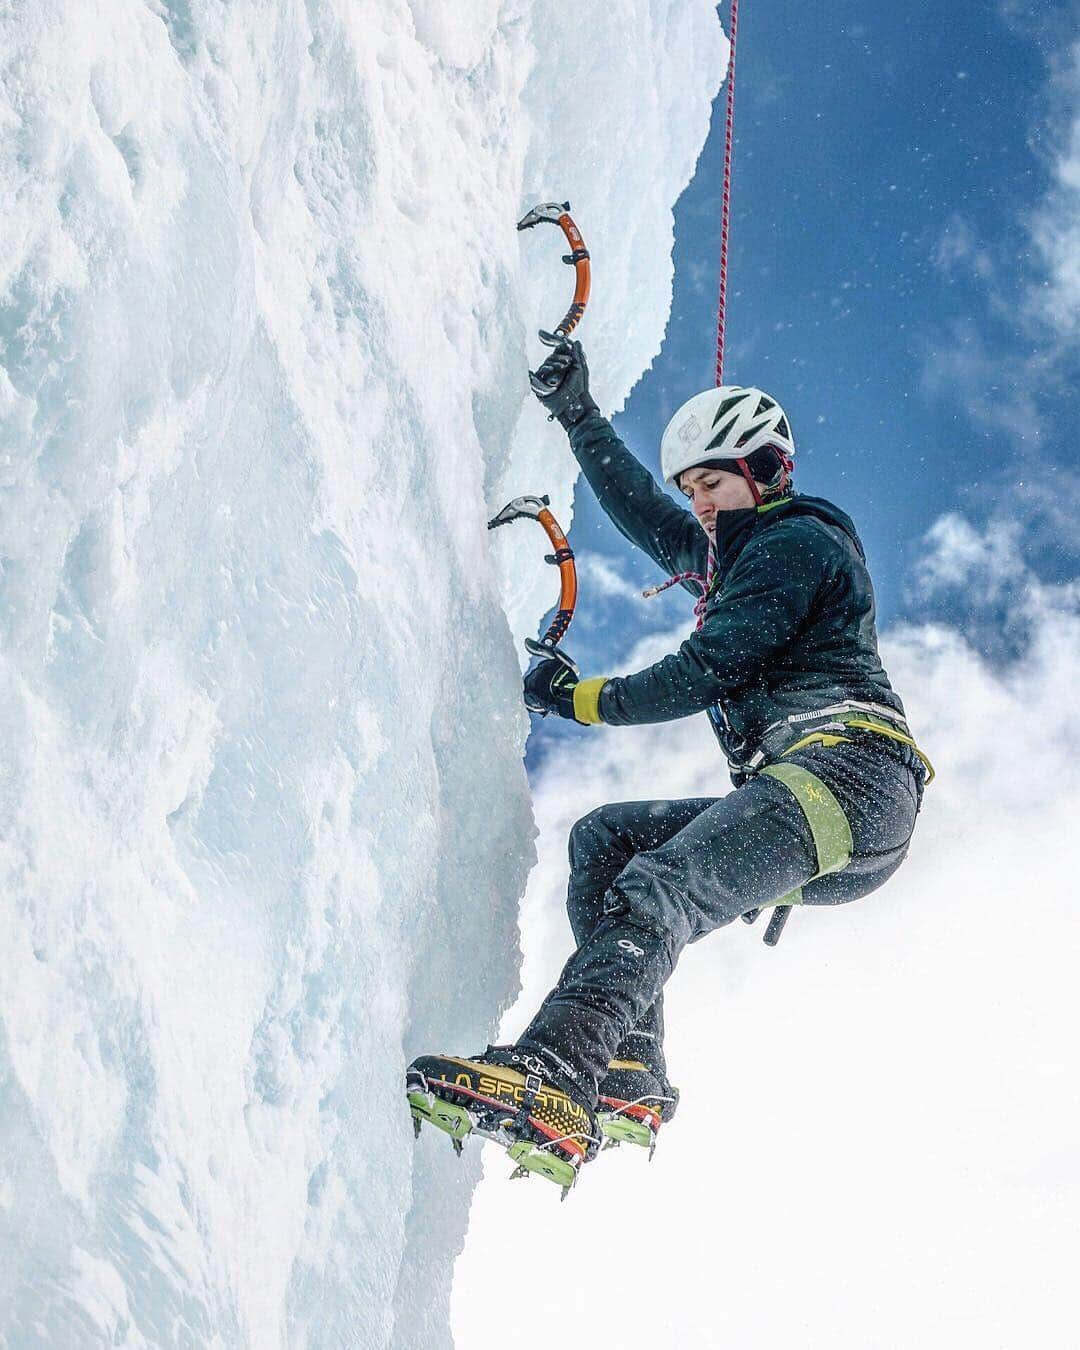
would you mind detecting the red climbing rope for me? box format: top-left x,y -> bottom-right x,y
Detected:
714,0 -> 740,386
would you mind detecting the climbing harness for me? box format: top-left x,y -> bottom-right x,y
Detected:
738,700 -> 935,783
487,495 -> 579,677
741,703 -> 935,944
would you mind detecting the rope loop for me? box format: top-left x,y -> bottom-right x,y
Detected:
642,542 -> 718,631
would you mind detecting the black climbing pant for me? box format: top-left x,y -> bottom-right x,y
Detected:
517,734 -> 925,1101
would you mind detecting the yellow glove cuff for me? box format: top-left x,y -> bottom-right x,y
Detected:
573,677 -> 609,725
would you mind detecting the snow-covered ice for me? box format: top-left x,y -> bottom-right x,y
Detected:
0,1 -> 724,1344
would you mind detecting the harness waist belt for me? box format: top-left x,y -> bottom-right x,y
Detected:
735,700 -> 934,782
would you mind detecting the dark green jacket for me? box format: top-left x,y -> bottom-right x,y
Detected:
567,410 -> 905,771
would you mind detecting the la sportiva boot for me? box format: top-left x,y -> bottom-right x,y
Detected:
596,1058 -> 679,1159
405,1045 -> 600,1199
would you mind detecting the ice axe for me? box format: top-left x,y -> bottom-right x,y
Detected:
487,495 -> 579,692
491,204 -> 589,697
516,201 -> 591,347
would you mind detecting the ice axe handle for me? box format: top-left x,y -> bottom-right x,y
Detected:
522,639 -> 579,718
524,637 -> 579,678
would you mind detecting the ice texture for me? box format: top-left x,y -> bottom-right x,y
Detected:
0,2 -> 724,1345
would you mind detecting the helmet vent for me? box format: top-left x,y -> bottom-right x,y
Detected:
754,396 -> 776,416
704,413 -> 741,452
712,390 -> 751,425
775,415 -> 790,440
736,417 -> 770,448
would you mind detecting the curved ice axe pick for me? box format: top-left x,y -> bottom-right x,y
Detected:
516,201 -> 591,347
487,495 -> 579,696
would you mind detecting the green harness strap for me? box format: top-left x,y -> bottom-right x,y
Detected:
759,760 -> 854,907
749,710 -> 930,924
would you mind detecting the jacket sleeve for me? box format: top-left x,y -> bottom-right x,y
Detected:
566,410 -> 704,579
597,518 -> 839,725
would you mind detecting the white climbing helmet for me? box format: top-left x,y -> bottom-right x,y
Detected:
660,385 -> 795,488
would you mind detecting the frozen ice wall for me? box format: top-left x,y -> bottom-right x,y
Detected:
0,1 -> 724,1345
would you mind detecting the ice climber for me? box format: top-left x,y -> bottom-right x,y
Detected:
406,341 -> 932,1195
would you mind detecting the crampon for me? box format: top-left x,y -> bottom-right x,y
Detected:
406,1048 -> 600,1200
596,1058 -> 679,1161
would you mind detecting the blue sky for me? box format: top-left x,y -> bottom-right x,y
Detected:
527,0 -> 1078,762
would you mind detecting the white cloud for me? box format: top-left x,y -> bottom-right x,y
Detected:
934,213 -> 994,281
913,511 -> 1026,599
921,37 -> 1080,456
1030,43 -> 1080,338
456,515 -> 1080,1349
573,550 -> 646,603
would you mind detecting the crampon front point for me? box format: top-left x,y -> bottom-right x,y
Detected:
596,1059 -> 679,1161
597,1097 -> 666,1158
406,1051 -> 599,1199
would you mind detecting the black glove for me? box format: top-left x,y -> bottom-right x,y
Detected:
523,658 -> 580,719
528,340 -> 599,428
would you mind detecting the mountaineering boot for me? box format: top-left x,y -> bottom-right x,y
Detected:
596,1059 -> 680,1159
406,1045 -> 600,1198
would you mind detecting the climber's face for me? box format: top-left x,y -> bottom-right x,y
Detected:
678,464 -> 757,534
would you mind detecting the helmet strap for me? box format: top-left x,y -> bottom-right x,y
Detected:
735,457 -> 764,506
744,448 -> 794,504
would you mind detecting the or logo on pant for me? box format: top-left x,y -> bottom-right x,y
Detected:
617,938 -> 644,958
